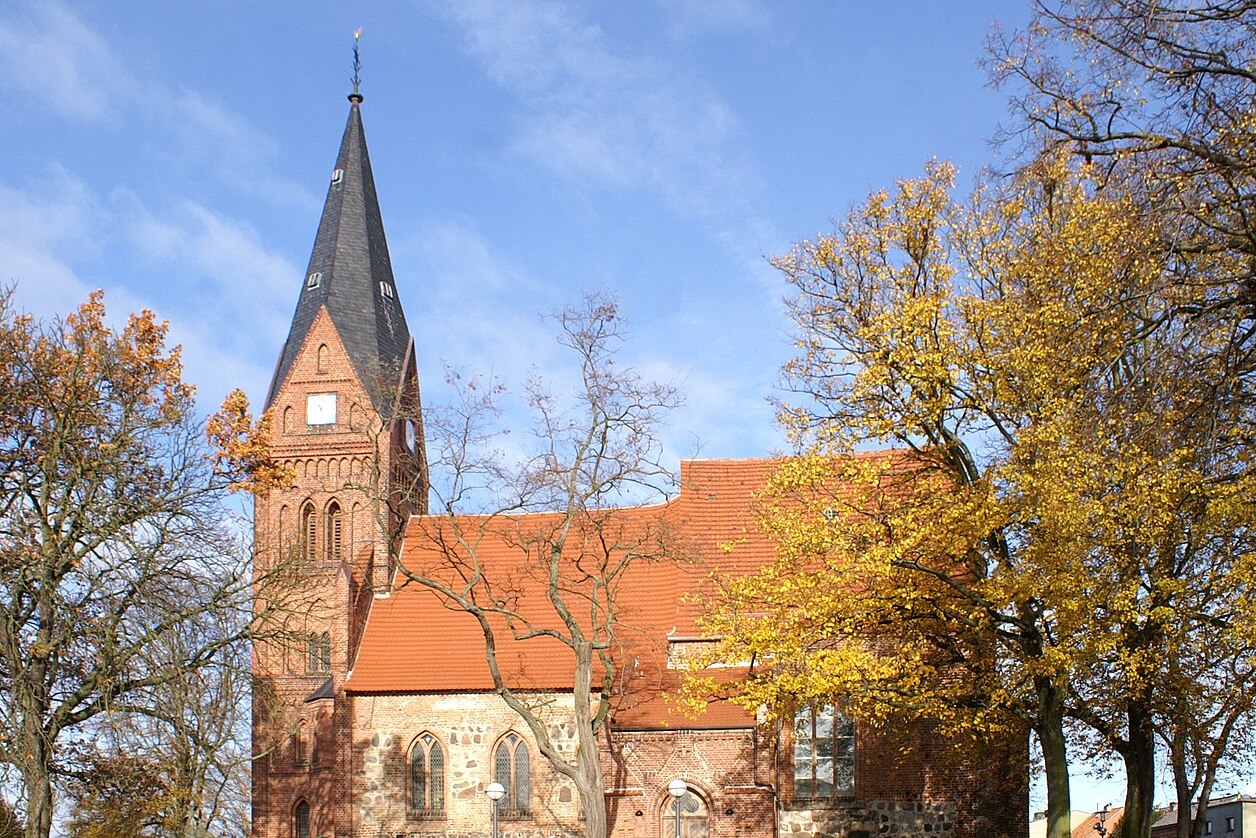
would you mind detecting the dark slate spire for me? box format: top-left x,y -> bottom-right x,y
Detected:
266,94 -> 413,417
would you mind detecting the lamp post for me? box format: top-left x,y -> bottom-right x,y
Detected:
486,781 -> 506,838
1094,804 -> 1110,838
667,778 -> 688,838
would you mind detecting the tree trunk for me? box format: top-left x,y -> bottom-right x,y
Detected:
1170,727 -> 1195,838
1037,677 -> 1073,838
1115,694 -> 1156,838
573,640 -> 608,838
21,767 -> 52,838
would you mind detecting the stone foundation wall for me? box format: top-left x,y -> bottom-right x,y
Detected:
780,800 -> 956,838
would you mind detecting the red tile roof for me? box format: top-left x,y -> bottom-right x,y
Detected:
344,456 -> 887,729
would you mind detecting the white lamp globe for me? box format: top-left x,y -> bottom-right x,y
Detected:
485,781 -> 507,801
667,778 -> 688,799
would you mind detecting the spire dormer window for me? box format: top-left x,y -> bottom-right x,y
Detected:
380,281 -> 394,300
331,168 -> 344,185
306,271 -> 323,290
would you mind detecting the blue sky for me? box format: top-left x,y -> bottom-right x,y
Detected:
8,0 -> 1239,817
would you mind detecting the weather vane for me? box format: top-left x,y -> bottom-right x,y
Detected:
350,27 -> 364,101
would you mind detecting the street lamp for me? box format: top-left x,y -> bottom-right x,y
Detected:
667,778 -> 688,838
486,781 -> 507,838
1094,804 -> 1111,838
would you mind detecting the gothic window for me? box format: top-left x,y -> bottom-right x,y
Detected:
792,704 -> 855,800
326,501 -> 342,562
317,344 -> 329,374
307,632 -> 330,673
300,503 -> 316,564
493,732 -> 531,816
294,800 -> 310,838
409,733 -> 445,816
283,405 -> 292,433
660,785 -> 709,838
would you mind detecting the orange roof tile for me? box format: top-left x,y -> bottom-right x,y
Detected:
344,455 -> 888,729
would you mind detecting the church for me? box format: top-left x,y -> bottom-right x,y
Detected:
250,88 -> 1025,838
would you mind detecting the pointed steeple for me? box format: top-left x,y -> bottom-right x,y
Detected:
266,93 -> 413,417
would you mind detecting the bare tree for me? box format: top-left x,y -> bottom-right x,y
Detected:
0,289 -> 282,838
395,294 -> 681,838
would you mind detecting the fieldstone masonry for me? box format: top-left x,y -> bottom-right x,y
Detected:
351,692 -> 584,838
780,801 -> 956,838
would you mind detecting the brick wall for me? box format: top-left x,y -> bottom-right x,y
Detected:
604,729 -> 774,838
253,306 -> 421,838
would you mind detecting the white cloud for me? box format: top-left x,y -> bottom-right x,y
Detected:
431,0 -> 760,226
0,1 -> 132,121
656,0 -> 769,37
0,160 -> 295,411
159,89 -> 316,209
0,166 -> 104,317
112,194 -> 302,401
404,220 -> 558,380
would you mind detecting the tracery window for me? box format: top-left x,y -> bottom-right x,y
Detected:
294,800 -> 310,838
409,733 -> 445,816
793,704 -> 855,799
307,632 -> 330,673
493,732 -> 531,816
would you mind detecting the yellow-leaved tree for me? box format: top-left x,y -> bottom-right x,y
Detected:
692,156 -> 1256,838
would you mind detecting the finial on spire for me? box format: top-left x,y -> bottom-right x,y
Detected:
349,27 -> 364,103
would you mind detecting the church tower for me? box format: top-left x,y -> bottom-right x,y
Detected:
252,85 -> 426,838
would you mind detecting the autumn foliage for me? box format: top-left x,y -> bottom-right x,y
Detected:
695,151 -> 1255,838
0,288 -> 279,838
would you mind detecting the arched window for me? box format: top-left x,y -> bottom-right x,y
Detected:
493,733 -> 530,816
660,784 -> 708,838
307,632 -> 330,673
317,343 -> 329,374
300,503 -> 316,564
294,800 -> 310,838
326,501 -> 342,562
282,405 -> 292,433
409,733 -> 445,815
792,704 -> 855,799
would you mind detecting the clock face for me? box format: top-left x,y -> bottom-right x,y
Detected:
307,393 -> 337,426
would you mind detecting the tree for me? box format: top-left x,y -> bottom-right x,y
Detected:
100,617 -> 253,838
692,157 -> 1256,838
0,800 -> 22,838
395,294 -> 680,838
989,0 -> 1255,313
0,289 -> 282,838
990,3 -> 1256,832
63,753 -> 172,838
